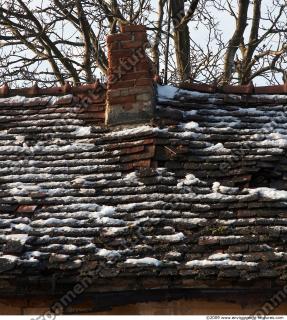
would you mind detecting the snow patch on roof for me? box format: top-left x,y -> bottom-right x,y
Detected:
181,121 -> 199,130
73,126 -> 92,136
0,255 -> 18,263
89,205 -> 116,219
186,259 -> 257,267
157,85 -> 180,100
12,223 -> 33,233
212,182 -> 221,193
125,257 -> 162,267
177,174 -> 200,188
6,234 -> 29,244
157,85 -> 212,100
107,125 -> 153,137
204,143 -> 230,153
208,253 -> 230,260
249,188 -> 287,200
97,249 -> 121,259
155,232 -> 185,243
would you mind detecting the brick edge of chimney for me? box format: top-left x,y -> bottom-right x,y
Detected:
105,24 -> 156,128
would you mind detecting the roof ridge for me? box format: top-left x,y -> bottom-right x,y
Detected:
179,81 -> 287,95
0,81 -> 107,98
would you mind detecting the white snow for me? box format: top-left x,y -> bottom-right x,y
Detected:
181,174 -> 200,186
12,224 -> 33,232
45,244 -> 78,252
89,205 -> 116,218
97,249 -> 121,259
124,172 -> 138,182
6,234 -> 29,244
107,125 -> 153,137
123,172 -> 144,186
248,187 -> 287,200
48,95 -> 73,105
73,126 -> 91,136
177,173 -> 200,188
99,206 -> 116,216
156,232 -> 185,243
218,186 -> 239,194
212,182 -> 221,193
96,217 -> 124,225
181,121 -> 199,130
8,182 -> 43,196
0,255 -> 18,263
208,253 -> 230,260
15,135 -> 25,144
166,251 -> 182,258
0,96 -> 26,105
157,85 -> 179,100
122,203 -> 137,210
185,110 -> 198,116
25,251 -> 42,258
125,257 -> 162,267
72,177 -> 94,186
157,84 -> 212,100
186,259 -> 257,267
204,143 -> 230,154
103,227 -> 129,236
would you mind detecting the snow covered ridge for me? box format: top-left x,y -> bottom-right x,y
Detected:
0,94 -> 73,106
157,84 -> 287,101
157,85 -> 211,100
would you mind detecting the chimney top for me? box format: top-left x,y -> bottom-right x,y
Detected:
105,24 -> 155,128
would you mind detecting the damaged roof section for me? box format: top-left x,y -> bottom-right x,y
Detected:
0,85 -> 287,294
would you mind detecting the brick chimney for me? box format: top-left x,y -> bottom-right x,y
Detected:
105,25 -> 155,127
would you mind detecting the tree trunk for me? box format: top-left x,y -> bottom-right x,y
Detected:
222,0 -> 250,84
241,0 -> 261,84
152,0 -> 166,75
171,0 -> 191,82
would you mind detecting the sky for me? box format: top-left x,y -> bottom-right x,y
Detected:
0,0 -> 286,87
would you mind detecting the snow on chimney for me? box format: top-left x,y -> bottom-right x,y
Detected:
105,25 -> 155,127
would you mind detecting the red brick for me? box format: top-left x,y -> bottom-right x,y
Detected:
119,145 -> 145,155
222,82 -> 254,94
133,48 -> 147,60
136,78 -> 154,86
121,41 -> 144,49
0,83 -> 9,96
109,80 -> 136,90
128,86 -> 153,95
120,25 -> 146,33
89,105 -> 105,112
107,41 -> 119,50
135,60 -> 150,71
80,113 -> 105,120
179,82 -> 216,93
109,49 -> 133,57
198,237 -> 219,245
16,205 -> 37,214
109,95 -> 136,104
122,103 -> 134,111
108,67 -> 128,76
107,33 -> 130,44
109,54 -> 134,68
254,84 -> 286,94
120,71 -> 150,81
109,59 -> 136,70
107,88 -> 127,98
134,32 -> 148,42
